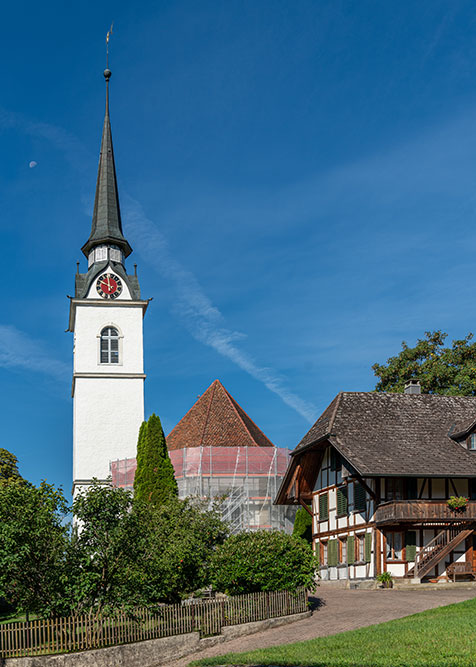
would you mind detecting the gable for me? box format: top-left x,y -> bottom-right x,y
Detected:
275,442 -> 353,505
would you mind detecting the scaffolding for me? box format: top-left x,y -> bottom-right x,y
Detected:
111,446 -> 296,533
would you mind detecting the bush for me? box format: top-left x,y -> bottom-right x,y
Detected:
210,530 -> 318,595
138,497 -> 228,603
292,507 -> 312,544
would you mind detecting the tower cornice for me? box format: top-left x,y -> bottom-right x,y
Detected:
67,297 -> 151,333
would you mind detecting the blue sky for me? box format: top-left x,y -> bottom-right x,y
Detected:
2,0 -> 476,491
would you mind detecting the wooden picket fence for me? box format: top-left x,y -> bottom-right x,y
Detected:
0,588 -> 307,658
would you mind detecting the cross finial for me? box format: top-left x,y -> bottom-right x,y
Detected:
104,23 -> 114,115
106,23 -> 114,70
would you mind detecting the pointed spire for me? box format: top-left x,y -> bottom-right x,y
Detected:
81,68 -> 132,259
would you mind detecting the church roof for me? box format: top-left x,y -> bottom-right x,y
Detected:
81,69 -> 132,259
166,379 -> 275,450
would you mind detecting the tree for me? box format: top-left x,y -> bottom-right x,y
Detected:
68,481 -> 144,614
292,507 -> 313,544
0,448 -> 22,483
210,531 -> 318,595
0,479 -> 69,617
68,483 -> 228,611
133,421 -> 147,496
134,414 -> 178,505
138,497 -> 228,603
372,330 -> 476,395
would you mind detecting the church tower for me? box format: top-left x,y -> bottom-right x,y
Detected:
68,68 -> 149,498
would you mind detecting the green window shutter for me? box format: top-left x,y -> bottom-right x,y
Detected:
406,478 -> 418,499
336,486 -> 348,516
319,492 -> 329,521
347,536 -> 355,565
364,533 -> 372,563
405,531 -> 417,562
328,539 -> 338,566
354,482 -> 366,512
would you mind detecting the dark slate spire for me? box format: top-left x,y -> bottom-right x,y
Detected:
81,69 -> 132,259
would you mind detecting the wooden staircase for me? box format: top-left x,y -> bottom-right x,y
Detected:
406,524 -> 475,580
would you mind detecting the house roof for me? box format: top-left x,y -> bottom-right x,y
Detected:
166,379 -> 275,451
295,392 -> 476,477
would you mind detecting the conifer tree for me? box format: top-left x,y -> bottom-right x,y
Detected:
292,506 -> 313,544
133,421 -> 148,499
134,414 -> 178,505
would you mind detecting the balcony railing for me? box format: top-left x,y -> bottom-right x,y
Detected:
374,500 -> 476,525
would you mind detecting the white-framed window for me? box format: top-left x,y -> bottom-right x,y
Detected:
386,531 -> 404,561
100,327 -> 119,364
470,434 -> 476,451
357,534 -> 365,562
321,541 -> 328,566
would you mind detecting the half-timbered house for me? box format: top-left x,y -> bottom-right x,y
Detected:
275,381 -> 476,582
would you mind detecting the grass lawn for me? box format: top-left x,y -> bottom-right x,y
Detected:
0,610 -> 36,624
191,597 -> 476,667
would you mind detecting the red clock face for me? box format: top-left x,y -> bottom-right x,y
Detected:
96,273 -> 123,299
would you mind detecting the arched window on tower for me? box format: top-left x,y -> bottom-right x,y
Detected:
100,327 -> 119,364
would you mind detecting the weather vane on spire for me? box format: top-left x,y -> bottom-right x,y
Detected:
106,22 -> 114,70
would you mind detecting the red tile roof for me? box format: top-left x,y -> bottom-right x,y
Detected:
166,379 -> 275,450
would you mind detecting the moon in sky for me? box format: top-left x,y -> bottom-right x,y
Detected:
29,161 -> 37,168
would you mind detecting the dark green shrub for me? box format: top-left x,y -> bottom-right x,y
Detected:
134,414 -> 178,505
292,507 -> 312,544
210,530 -> 318,595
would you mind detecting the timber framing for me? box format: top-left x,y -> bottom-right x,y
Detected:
275,390 -> 476,582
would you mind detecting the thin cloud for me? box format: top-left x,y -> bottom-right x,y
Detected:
1,106 -> 317,421
0,105 -> 91,171
0,325 -> 69,380
124,196 -> 317,422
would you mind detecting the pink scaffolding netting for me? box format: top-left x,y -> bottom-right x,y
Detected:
111,447 -> 296,533
111,446 -> 291,488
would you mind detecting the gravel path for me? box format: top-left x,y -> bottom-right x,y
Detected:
166,586 -> 476,667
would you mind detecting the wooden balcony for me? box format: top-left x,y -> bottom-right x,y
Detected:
375,500 -> 476,525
